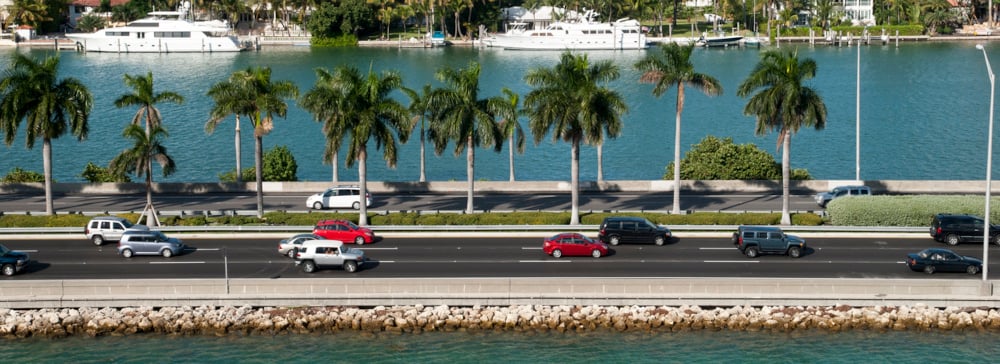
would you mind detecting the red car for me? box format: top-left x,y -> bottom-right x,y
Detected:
542,233 -> 609,258
312,219 -> 376,245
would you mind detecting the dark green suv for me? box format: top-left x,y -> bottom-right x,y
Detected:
733,226 -> 806,258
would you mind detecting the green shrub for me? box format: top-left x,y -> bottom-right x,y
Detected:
827,195 -> 999,226
2,167 -> 45,183
81,162 -> 132,183
665,136 -> 810,180
310,34 -> 359,47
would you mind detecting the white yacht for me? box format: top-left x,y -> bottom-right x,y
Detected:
485,9 -> 647,50
67,3 -> 245,53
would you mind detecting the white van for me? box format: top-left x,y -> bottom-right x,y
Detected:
305,185 -> 373,210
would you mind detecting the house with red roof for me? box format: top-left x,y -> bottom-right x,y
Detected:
67,0 -> 130,29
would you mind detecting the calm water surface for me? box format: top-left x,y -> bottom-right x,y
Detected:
2,329 -> 998,363
0,42 -> 992,182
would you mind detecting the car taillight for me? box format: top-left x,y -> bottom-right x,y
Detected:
936,227 -> 942,235
738,236 -> 743,246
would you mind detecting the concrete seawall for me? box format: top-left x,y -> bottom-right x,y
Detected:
0,180 -> 991,195
0,277 -> 995,309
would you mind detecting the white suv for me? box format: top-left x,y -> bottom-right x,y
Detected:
306,185 -> 372,210
294,240 -> 367,273
85,216 -> 148,246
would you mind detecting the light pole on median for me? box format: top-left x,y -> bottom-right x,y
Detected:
856,28 -> 863,182
977,43 -> 994,281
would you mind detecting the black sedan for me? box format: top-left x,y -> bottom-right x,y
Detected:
906,248 -> 982,275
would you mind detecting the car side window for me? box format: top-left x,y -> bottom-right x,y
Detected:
756,232 -> 768,239
101,221 -> 110,229
769,232 -> 783,239
743,232 -> 754,239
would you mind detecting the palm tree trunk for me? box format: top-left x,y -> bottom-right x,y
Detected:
146,162 -> 157,226
466,136 -> 475,214
235,115 -> 242,183
332,151 -> 339,182
508,135 -> 515,182
781,132 -> 791,225
255,135 -> 264,218
42,138 -> 54,215
571,140 -> 580,225
597,144 -> 604,183
672,84 -> 685,215
419,125 -> 426,182
359,147 -> 369,226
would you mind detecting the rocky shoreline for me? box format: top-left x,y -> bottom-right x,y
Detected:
3,304 -> 1000,338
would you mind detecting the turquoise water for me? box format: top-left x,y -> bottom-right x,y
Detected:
3,329 -> 998,363
0,42 -> 994,182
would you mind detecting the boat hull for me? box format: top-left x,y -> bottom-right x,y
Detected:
486,34 -> 648,50
697,36 -> 743,47
67,35 -> 245,53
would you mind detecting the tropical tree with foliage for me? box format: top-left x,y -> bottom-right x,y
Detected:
429,61 -> 505,213
737,49 -> 827,225
0,53 -> 92,215
320,65 -> 410,226
300,67 -> 349,182
523,51 -> 627,225
109,124 -> 175,226
115,72 -> 184,135
402,83 -> 437,182
208,67 -> 298,217
497,87 -> 525,182
635,43 -> 723,215
206,74 -> 252,183
8,0 -> 50,29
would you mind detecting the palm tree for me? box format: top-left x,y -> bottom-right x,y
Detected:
109,124 -> 176,226
429,61 -> 505,213
737,49 -> 827,225
206,75 -> 252,183
210,67 -> 298,218
114,72 -> 184,135
402,83 -> 436,182
300,67 -> 348,182
320,65 -> 410,226
523,51 -> 627,225
9,0 -> 51,29
0,53 -> 92,215
497,87 -> 524,182
634,43 -> 723,215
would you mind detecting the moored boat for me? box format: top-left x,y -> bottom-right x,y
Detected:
485,8 -> 647,50
66,2 -> 246,53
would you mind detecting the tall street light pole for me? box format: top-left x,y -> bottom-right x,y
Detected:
977,43 -> 994,281
856,29 -> 862,182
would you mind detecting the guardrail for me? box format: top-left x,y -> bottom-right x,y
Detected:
0,224 -> 930,235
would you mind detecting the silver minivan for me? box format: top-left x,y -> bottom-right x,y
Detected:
117,230 -> 185,258
814,185 -> 871,207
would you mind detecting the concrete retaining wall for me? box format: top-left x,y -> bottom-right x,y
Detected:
0,180 -> 992,195
0,278 -> 996,309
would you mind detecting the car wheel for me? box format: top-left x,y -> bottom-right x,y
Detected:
352,201 -> 361,210
968,265 -> 980,275
993,235 -> 1000,246
744,246 -> 759,258
591,249 -> 601,258
92,235 -> 104,246
287,249 -> 297,258
312,202 -> 324,210
354,236 -> 365,245
162,249 -> 173,258
654,236 -> 666,246
788,246 -> 802,258
609,236 -> 621,246
344,260 -> 359,273
552,249 -> 562,259
302,260 -> 316,273
946,234 -> 960,246
1,264 -> 14,276
924,265 -> 935,274
121,248 -> 134,258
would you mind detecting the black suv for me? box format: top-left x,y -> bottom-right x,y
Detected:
930,214 -> 1000,246
597,217 -> 672,246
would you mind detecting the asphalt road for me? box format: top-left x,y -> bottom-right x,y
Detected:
2,236 -> 993,280
0,192 -> 822,214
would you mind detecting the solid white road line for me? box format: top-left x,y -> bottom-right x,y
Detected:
358,247 -> 399,250
703,260 -> 759,263
149,261 -> 206,264
699,248 -> 735,250
519,260 -> 570,263
521,247 -> 542,250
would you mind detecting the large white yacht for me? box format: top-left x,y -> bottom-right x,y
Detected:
485,9 -> 647,51
66,2 -> 245,53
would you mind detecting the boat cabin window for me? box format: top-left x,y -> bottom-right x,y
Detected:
131,22 -> 158,27
154,31 -> 191,38
105,31 -> 129,36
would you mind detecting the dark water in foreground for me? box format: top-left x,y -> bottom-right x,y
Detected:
3,329 -> 998,363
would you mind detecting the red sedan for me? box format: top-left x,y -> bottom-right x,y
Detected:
312,219 -> 376,245
542,233 -> 609,258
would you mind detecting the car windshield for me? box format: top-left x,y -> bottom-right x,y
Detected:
0,245 -> 8,256
153,231 -> 169,242
643,219 -> 657,228
345,221 -> 360,229
122,220 -> 134,228
918,249 -> 933,259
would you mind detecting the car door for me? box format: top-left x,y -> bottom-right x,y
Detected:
637,220 -> 657,243
109,221 -> 127,241
321,189 -> 338,208
762,231 -> 784,253
967,218 -> 985,242
938,251 -> 963,272
315,246 -> 344,268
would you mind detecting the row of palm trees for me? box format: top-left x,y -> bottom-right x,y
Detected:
0,45 -> 826,226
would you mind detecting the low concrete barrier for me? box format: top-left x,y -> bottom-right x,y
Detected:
0,277 -> 995,309
0,180 -> 992,195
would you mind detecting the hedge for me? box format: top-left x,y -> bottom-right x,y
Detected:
827,195 -> 1000,226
